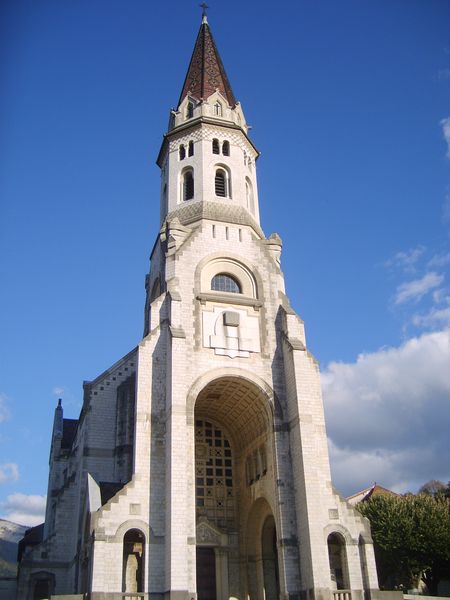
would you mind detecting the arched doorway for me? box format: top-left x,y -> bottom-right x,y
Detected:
327,532 -> 349,591
262,515 -> 279,600
246,498 -> 280,600
122,529 -> 145,593
192,375 -> 274,600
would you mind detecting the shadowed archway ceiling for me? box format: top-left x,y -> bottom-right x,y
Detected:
195,376 -> 272,452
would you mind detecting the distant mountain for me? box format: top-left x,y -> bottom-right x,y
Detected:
0,519 -> 27,577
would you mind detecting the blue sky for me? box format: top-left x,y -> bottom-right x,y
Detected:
1,0 -> 450,525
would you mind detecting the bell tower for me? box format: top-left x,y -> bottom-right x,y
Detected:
157,13 -> 260,225
17,13 -> 383,600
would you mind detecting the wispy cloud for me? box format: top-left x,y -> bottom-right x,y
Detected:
0,463 -> 19,485
1,493 -> 46,526
385,245 -> 425,273
428,251 -> 450,268
394,271 -> 444,305
412,304 -> 450,328
52,386 -> 65,397
322,329 -> 450,495
0,393 -> 10,423
441,117 -> 450,159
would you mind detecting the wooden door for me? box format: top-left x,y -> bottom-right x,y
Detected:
196,546 -> 216,600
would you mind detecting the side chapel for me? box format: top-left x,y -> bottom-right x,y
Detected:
17,13 -> 381,600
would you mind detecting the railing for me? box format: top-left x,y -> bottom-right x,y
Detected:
333,590 -> 352,600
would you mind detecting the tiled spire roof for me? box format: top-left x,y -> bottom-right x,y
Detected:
178,17 -> 237,108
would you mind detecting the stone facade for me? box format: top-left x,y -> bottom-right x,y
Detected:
17,15 -> 379,600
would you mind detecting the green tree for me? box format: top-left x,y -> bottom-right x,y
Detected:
357,492 -> 450,594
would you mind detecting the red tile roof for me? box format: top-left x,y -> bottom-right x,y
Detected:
178,19 -> 236,109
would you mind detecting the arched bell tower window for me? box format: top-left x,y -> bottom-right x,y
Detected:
222,140 -> 230,156
246,177 -> 254,214
215,168 -> 231,198
183,170 -> 194,201
212,138 -> 220,154
211,273 -> 241,294
215,169 -> 227,197
188,141 -> 194,156
186,102 -> 194,119
214,101 -> 223,116
179,145 -> 186,160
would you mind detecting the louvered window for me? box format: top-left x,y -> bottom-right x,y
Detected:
188,141 -> 194,156
179,145 -> 185,160
215,170 -> 226,197
184,171 -> 194,201
222,141 -> 230,156
187,102 -> 194,119
212,139 -> 220,154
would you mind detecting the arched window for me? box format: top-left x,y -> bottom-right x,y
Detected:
222,140 -> 230,156
246,178 -> 254,213
179,145 -> 185,160
212,138 -> 220,154
327,533 -> 349,590
188,140 -> 194,156
186,102 -> 194,119
214,101 -> 222,116
122,529 -> 145,593
183,170 -> 194,201
215,169 -> 227,197
211,273 -> 241,293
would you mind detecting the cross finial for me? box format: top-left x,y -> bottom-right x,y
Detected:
200,2 -> 209,21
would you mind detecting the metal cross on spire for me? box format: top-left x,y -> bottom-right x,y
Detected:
199,2 -> 209,19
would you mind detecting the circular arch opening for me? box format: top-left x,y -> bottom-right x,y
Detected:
195,376 -> 272,454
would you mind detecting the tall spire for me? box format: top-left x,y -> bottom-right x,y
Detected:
177,16 -> 237,109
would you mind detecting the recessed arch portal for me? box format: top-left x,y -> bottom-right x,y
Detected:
191,374 -> 277,600
193,375 -> 273,453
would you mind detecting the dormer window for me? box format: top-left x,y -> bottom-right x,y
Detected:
186,102 -> 194,119
183,170 -> 194,201
222,141 -> 230,156
188,141 -> 194,157
211,273 -> 241,294
214,101 -> 223,117
179,145 -> 186,160
212,139 -> 220,154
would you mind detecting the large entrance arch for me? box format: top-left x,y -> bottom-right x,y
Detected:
191,374 -> 276,600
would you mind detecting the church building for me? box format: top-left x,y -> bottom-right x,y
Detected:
17,13 -> 380,600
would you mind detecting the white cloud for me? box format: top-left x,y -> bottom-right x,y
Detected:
0,393 -> 10,423
428,251 -> 450,268
441,117 -> 450,159
0,463 -> 19,484
412,304 -> 450,328
385,245 -> 425,273
322,329 -> 450,495
1,493 -> 46,527
394,271 -> 444,304
52,386 -> 65,396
